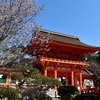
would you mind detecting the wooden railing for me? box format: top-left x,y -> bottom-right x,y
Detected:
40,57 -> 89,66
81,88 -> 100,94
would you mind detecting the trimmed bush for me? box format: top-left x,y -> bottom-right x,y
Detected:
0,86 -> 19,100
58,85 -> 79,100
95,76 -> 100,88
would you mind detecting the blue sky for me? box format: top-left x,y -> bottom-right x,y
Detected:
36,0 -> 100,46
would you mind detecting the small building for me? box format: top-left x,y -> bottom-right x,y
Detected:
0,67 -> 17,86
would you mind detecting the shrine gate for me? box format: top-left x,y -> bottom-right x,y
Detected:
27,29 -> 100,91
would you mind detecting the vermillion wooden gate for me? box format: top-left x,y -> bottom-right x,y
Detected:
26,29 -> 100,92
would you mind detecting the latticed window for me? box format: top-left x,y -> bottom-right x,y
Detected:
11,76 -> 16,83
0,76 -> 7,83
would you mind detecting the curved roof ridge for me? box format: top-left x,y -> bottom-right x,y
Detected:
41,29 -> 78,40
78,39 -> 100,48
39,29 -> 100,49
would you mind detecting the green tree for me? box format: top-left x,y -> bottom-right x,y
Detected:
86,51 -> 100,77
12,64 -> 62,86
11,64 -> 62,99
95,76 -> 100,88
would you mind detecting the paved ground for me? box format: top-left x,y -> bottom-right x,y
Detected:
46,89 -> 60,98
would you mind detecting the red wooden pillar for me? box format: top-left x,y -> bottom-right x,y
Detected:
54,68 -> 57,90
71,67 -> 74,86
54,63 -> 59,90
54,69 -> 57,79
74,74 -> 79,86
43,62 -> 49,76
54,63 -> 59,79
49,71 -> 52,78
79,69 -> 82,91
44,68 -> 47,76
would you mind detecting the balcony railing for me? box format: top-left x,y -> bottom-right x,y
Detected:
39,57 -> 89,66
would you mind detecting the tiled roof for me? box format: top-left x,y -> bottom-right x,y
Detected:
39,29 -> 100,49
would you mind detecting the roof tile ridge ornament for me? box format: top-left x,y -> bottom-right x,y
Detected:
40,29 -> 78,39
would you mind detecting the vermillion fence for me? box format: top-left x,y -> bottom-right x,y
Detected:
81,88 -> 100,94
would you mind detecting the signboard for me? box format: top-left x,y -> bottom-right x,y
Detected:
83,79 -> 94,89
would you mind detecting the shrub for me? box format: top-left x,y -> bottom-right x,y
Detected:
95,76 -> 100,88
0,86 -> 19,100
58,85 -> 79,100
